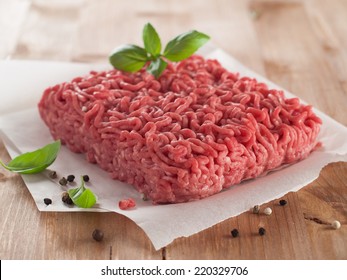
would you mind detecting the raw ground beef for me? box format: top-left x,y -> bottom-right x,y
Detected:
38,55 -> 322,204
119,198 -> 136,210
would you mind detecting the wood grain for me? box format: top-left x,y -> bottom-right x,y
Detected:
0,0 -> 30,59
0,0 -> 346,259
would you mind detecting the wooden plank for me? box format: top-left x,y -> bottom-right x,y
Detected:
250,0 -> 346,125
0,0 -> 31,59
298,162 -> 347,259
304,0 -> 347,106
11,0 -> 83,61
8,0 -> 265,73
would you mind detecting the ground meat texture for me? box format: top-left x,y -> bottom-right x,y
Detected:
119,198 -> 136,210
38,55 -> 322,204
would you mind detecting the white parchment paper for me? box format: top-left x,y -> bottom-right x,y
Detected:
0,48 -> 346,250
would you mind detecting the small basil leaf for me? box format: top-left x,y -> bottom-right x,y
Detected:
109,44 -> 148,72
146,57 -> 168,78
68,177 -> 97,208
0,140 -> 61,174
71,188 -> 96,208
67,184 -> 83,199
163,30 -> 210,62
143,22 -> 162,56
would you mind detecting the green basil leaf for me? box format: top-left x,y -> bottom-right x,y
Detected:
108,23 -> 211,78
146,57 -> 168,78
68,177 -> 97,208
143,22 -> 162,56
109,44 -> 148,72
0,140 -> 61,174
71,188 -> 96,208
163,30 -> 210,62
67,184 -> 83,199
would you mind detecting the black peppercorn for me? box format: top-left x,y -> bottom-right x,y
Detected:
279,199 -> 287,206
49,171 -> 57,179
83,175 -> 90,182
252,205 -> 260,214
44,198 -> 52,205
259,227 -> 266,236
92,229 -> 104,242
67,174 -> 75,182
231,229 -> 239,238
59,177 -> 67,186
61,191 -> 73,205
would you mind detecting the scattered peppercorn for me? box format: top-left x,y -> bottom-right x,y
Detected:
231,229 -> 239,238
252,205 -> 260,214
263,207 -> 272,216
61,191 -> 73,205
83,175 -> 90,182
44,198 -> 52,206
331,220 -> 341,230
66,174 -> 75,182
92,229 -> 104,242
259,227 -> 266,236
279,199 -> 287,206
59,177 -> 67,186
49,170 -> 57,179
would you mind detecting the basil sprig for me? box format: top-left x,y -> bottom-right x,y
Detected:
109,23 -> 210,78
68,176 -> 97,208
0,140 -> 61,174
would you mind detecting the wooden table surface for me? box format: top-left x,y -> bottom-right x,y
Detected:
0,0 -> 346,260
